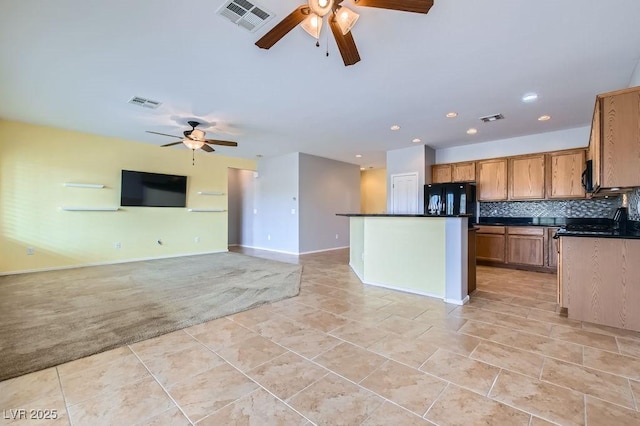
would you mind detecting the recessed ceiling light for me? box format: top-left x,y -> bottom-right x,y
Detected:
466,128 -> 478,135
412,138 -> 421,143
538,115 -> 551,121
355,154 -> 362,158
360,167 -> 365,171
522,93 -> 538,103
390,125 -> 400,131
446,112 -> 458,118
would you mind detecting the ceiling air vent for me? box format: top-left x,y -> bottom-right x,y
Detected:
128,96 -> 162,109
480,113 -> 504,123
217,0 -> 274,32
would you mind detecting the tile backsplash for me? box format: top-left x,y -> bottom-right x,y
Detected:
480,198 -> 621,219
480,188 -> 640,219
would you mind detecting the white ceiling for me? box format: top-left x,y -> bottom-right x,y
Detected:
1,0 -> 640,168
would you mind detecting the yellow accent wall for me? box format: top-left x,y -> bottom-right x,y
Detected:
0,120 -> 255,274
360,168 -> 387,214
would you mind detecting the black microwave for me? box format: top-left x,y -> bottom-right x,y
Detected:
581,160 -> 593,193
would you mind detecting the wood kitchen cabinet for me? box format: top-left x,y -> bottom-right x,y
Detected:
476,226 -> 506,263
506,227 -> 545,267
547,227 -> 560,269
431,162 -> 475,183
546,149 -> 586,199
452,162 -> 476,182
559,236 -> 640,331
589,86 -> 640,191
477,159 -> 507,201
508,154 -> 545,200
432,164 -> 452,183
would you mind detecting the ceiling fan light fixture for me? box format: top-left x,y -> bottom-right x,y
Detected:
335,6 -> 359,35
183,138 -> 205,150
189,129 -> 206,141
301,13 -> 323,38
308,0 -> 333,17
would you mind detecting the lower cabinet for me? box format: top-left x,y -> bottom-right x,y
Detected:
547,227 -> 560,269
506,227 -> 545,267
476,225 -> 556,272
476,226 -> 506,263
559,236 -> 640,331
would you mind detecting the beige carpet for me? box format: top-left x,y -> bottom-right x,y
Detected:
0,252 -> 302,382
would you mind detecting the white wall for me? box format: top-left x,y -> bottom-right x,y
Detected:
435,126 -> 590,164
299,154 -> 360,253
386,145 -> 436,214
254,153 -> 299,253
630,58 -> 640,87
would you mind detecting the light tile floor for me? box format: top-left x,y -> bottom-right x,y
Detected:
2,247 -> 640,425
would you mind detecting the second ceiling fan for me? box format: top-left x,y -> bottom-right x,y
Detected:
255,0 -> 434,66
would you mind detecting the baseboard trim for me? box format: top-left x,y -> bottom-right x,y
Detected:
237,245 -> 299,255
445,295 -> 470,305
359,279 -> 445,301
237,245 -> 349,256
299,246 -> 349,255
0,250 -> 229,276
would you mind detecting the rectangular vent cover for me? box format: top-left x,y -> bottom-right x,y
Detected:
128,96 -> 162,109
480,113 -> 504,123
217,0 -> 274,32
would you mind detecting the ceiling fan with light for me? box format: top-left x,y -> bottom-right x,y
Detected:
255,0 -> 434,66
146,121 -> 238,164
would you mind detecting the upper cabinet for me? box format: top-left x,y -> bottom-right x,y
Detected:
547,149 -> 586,199
432,164 -> 452,184
432,148 -> 587,201
477,159 -> 508,201
508,154 -> 545,200
452,162 -> 476,182
590,86 -> 640,191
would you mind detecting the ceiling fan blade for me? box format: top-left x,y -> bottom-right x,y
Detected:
353,0 -> 433,14
329,17 -> 361,66
255,6 -> 309,49
205,139 -> 238,147
201,144 -> 215,153
160,141 -> 184,147
146,131 -> 182,139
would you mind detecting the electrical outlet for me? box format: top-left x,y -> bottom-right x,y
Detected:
335,234 -> 339,239
291,208 -> 295,214
267,234 -> 271,241
253,208 -> 257,215
114,242 -> 121,249
194,237 -> 200,243
26,247 -> 35,255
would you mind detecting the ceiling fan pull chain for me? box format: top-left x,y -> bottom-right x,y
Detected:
325,17 -> 329,57
192,149 -> 195,166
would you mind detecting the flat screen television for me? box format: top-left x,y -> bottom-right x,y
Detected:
120,170 -> 187,207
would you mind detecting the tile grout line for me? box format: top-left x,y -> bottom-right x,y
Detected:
55,367 -> 74,426
129,349 -> 196,426
421,381 -> 450,419
628,378 -> 638,411
486,368 -> 502,398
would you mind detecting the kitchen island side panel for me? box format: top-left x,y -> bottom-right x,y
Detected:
363,217 -> 446,297
349,216 -> 365,280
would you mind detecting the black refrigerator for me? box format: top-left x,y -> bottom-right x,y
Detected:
424,182 -> 477,222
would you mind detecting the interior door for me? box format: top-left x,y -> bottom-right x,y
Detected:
391,173 -> 419,214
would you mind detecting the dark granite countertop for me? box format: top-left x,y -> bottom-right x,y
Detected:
336,214 -> 473,218
478,217 -> 613,227
555,229 -> 640,239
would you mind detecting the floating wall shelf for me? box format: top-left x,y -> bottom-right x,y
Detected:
60,207 -> 119,211
188,208 -> 226,212
63,183 -> 105,188
197,191 -> 225,195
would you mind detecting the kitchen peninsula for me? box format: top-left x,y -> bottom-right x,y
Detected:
337,214 -> 472,305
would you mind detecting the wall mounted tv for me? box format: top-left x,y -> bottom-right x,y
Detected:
120,170 -> 187,207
